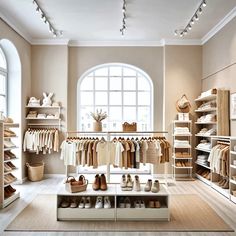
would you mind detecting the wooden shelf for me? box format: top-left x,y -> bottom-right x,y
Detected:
195,122 -> 217,125
195,94 -> 217,102
195,162 -> 211,170
4,146 -> 19,151
2,191 -> 20,208
172,134 -> 192,137
195,108 -> 217,113
4,158 -> 18,163
3,123 -> 19,128
26,106 -> 60,108
26,118 -> 60,120
195,174 -> 211,186
195,147 -> 211,153
173,120 -> 191,123
195,134 -> 213,138
172,156 -> 192,160
172,165 -> 193,169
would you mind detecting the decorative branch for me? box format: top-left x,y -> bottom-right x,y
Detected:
90,109 -> 108,122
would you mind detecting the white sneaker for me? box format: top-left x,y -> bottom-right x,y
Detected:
133,175 -> 141,191
124,197 -> 131,208
78,197 -> 86,208
140,200 -> 145,208
134,200 -> 140,208
95,196 -> 103,209
104,196 -> 111,209
120,174 -> 127,190
84,197 -> 91,209
126,174 -> 133,191
119,197 -> 125,208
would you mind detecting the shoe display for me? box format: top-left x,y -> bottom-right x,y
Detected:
124,197 -> 131,208
144,179 -> 152,192
78,197 -> 86,208
100,174 -> 107,191
151,180 -> 160,193
92,174 -> 100,191
126,174 -> 133,191
85,197 -> 91,209
95,196 -> 103,209
133,175 -> 141,191
104,196 -> 111,209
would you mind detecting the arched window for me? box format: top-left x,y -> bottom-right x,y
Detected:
0,47 -> 7,116
77,63 -> 153,131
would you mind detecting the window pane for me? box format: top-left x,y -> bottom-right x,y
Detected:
95,77 -> 107,90
123,107 -> 136,121
0,48 -> 6,69
80,92 -> 93,105
95,92 -> 107,105
110,77 -> 121,90
110,92 -> 122,105
110,67 -> 122,76
109,121 -> 122,131
138,107 -> 150,121
80,76 -> 93,90
0,95 -> 6,113
95,67 -> 108,76
138,92 -> 150,105
0,74 -> 6,94
109,106 -> 122,121
138,76 -> 150,91
123,77 -> 136,90
124,92 -> 136,105
123,67 -> 136,76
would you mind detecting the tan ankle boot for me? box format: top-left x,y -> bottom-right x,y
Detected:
100,174 -> 107,191
92,174 -> 100,191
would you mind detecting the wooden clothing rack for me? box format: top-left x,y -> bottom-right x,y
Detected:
65,131 -> 169,185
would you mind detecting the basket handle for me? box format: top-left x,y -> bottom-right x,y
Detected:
65,176 -> 76,183
26,163 -> 30,167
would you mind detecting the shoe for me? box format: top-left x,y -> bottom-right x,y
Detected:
78,175 -> 86,185
151,180 -> 160,193
133,175 -> 141,191
144,179 -> 152,192
104,196 -> 111,209
119,197 -> 125,208
78,197 -> 86,208
219,179 -> 227,187
60,200 -> 70,208
140,200 -> 145,208
218,179 -> 225,186
124,197 -> 131,208
84,197 -> 91,209
7,162 -> 16,169
155,201 -> 161,208
8,185 -> 16,192
222,180 -> 229,189
120,174 -> 127,190
205,172 -> 211,180
92,174 -> 100,191
149,200 -> 155,208
95,196 -> 103,209
126,174 -> 133,191
134,200 -> 140,208
100,174 -> 107,191
70,200 -> 78,208
4,163 -> 12,172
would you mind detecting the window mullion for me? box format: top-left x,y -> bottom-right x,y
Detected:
121,66 -> 124,122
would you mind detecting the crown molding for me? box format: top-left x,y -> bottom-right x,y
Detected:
201,6 -> 236,44
31,38 -> 69,45
0,11 -> 32,43
163,39 -> 202,45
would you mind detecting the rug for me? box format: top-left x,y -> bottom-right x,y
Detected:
5,194 -> 233,232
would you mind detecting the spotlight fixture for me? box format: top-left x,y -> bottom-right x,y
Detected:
174,0 -> 206,37
120,0 -> 127,36
32,0 -> 62,38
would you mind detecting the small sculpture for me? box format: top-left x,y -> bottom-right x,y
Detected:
28,97 -> 40,107
42,92 -> 54,107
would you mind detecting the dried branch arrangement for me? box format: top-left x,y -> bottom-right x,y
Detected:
90,109 -> 108,122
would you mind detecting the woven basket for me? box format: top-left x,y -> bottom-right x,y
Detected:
122,122 -> 137,132
65,176 -> 88,193
26,162 -> 44,182
176,94 -> 191,113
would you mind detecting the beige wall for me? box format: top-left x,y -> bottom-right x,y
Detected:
30,45 -> 68,174
68,46 -> 164,131
164,45 -> 202,173
0,18 -> 31,179
202,17 -> 236,135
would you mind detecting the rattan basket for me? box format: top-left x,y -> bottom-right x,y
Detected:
26,162 -> 44,182
65,176 -> 88,193
122,122 -> 137,132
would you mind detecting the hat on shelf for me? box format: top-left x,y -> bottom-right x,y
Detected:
176,94 -> 191,113
4,117 -> 14,123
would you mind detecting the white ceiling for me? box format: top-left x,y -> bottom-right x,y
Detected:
0,0 -> 236,45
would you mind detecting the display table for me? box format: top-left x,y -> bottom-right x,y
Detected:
57,184 -> 170,221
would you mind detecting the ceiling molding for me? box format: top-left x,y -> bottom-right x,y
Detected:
163,39 -> 202,45
31,38 -> 69,45
68,40 -> 164,47
201,6 -> 236,44
0,11 -> 32,43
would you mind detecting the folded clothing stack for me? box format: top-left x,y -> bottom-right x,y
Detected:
196,155 -> 209,166
174,140 -> 191,148
197,88 -> 217,99
37,113 -> 46,119
197,128 -> 216,136
174,127 -> 191,135
27,111 -> 37,118
175,152 -> 191,158
197,114 -> 216,123
197,140 -> 211,150
197,101 -> 216,111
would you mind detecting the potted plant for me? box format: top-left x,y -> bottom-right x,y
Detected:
90,109 -> 108,132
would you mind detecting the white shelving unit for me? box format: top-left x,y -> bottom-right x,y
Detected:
172,120 -> 193,181
0,122 -> 20,208
57,184 -> 170,221
230,137 -> 236,204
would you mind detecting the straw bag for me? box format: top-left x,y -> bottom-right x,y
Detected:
26,162 -> 44,182
65,175 -> 88,193
176,94 -> 191,113
122,122 -> 137,132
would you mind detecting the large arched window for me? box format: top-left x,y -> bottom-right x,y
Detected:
0,47 -> 7,116
77,63 -> 153,131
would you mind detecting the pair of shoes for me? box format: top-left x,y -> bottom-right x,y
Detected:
120,174 -> 133,191
4,185 -> 16,199
4,173 -> 17,185
4,162 -> 16,172
219,179 -> 229,189
144,179 -> 160,193
93,174 -> 107,191
149,200 -> 161,208
119,197 -> 131,208
79,197 -> 91,209
95,196 -> 111,209
4,151 -> 16,161
134,200 -> 145,208
4,129 -> 16,137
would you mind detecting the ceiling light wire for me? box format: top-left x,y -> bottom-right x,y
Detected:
120,0 -> 127,36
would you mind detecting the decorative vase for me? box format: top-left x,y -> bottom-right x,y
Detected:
93,121 -> 102,132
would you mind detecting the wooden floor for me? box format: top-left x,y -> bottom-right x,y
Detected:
1,176 -> 236,236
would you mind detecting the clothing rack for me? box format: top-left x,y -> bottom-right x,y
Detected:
65,131 -> 169,185
217,141 -> 230,146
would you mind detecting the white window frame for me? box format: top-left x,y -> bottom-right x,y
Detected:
0,46 -> 7,116
77,63 -> 154,131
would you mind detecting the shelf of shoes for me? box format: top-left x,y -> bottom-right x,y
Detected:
57,183 -> 170,221
0,122 -> 21,208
